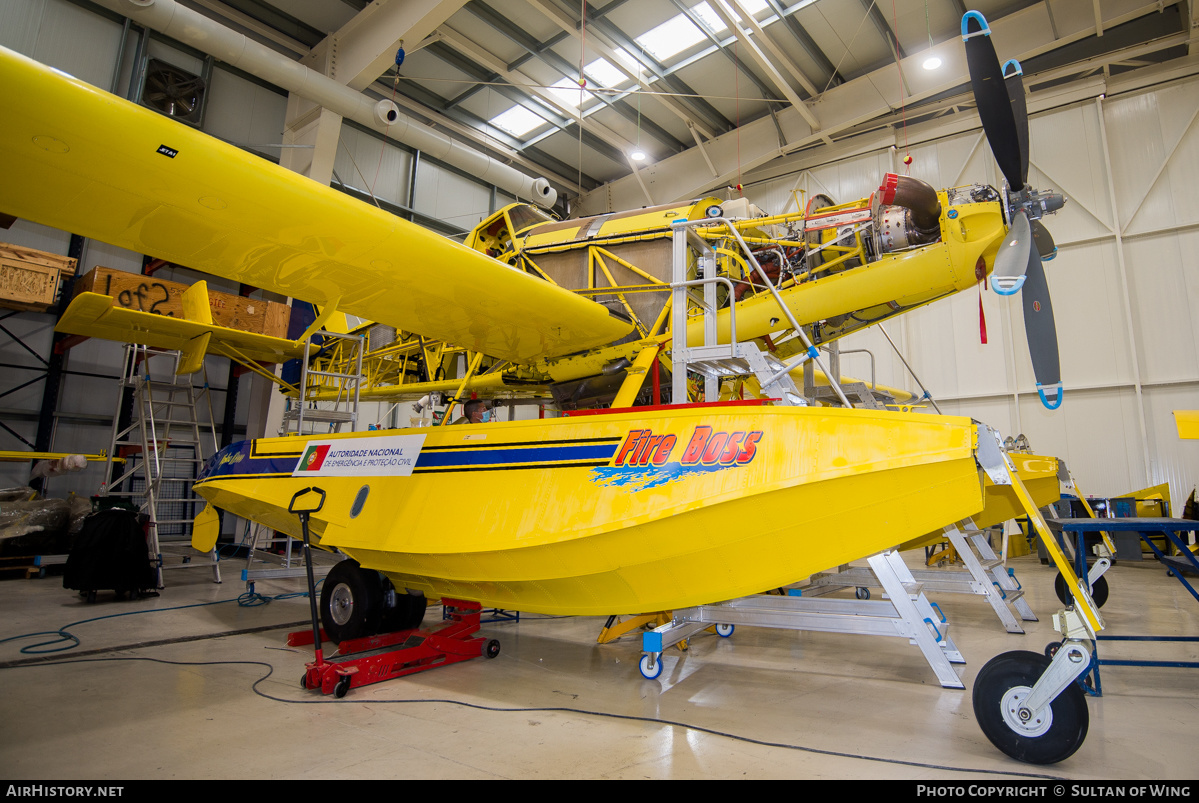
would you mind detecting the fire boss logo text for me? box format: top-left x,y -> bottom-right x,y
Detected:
613,426 -> 762,467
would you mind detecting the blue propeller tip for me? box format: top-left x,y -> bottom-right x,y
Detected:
1037,383 -> 1063,410
991,274 -> 1025,295
961,11 -> 990,39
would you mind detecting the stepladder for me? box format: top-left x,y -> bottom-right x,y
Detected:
100,345 -> 221,587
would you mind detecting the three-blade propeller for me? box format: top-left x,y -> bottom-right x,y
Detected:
962,10 -> 1063,410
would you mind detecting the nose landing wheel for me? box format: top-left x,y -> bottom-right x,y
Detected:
973,650 -> 1089,765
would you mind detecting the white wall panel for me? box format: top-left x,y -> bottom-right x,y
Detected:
1018,387 -> 1146,497
1124,232 -> 1199,383
1028,103 -> 1114,242
1040,240 -> 1136,389
0,0 -> 46,56
204,68 -> 287,154
414,161 -> 493,230
333,124 -> 413,208
0,0 -> 122,90
1104,83 -> 1199,236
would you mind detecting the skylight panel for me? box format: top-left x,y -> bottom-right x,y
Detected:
691,2 -> 728,34
583,58 -> 630,88
490,105 -> 546,137
548,77 -> 593,108
635,14 -> 707,62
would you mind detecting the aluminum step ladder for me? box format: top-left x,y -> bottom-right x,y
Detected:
809,523 -> 1037,633
667,217 -> 850,407
281,330 -> 365,436
100,345 -> 220,587
640,550 -> 966,688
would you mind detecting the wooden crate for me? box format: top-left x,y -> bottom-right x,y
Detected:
73,266 -> 290,339
0,242 -> 79,313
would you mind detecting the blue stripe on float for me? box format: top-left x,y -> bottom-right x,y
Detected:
416,443 -> 618,468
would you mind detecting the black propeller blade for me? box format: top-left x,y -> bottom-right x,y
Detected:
964,9 -> 1064,410
962,11 -> 1027,190
1030,218 -> 1057,260
1003,59 -> 1029,190
1020,248 -> 1062,409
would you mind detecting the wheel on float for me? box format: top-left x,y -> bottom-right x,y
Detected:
639,653 -> 663,680
1054,571 -> 1109,608
973,650 -> 1089,765
381,584 -> 427,633
320,559 -> 383,642
715,623 -> 734,638
855,587 -> 870,600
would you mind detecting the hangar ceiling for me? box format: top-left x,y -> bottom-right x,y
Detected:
134,0 -> 1199,209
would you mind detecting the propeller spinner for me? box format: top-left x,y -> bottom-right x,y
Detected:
962,10 -> 1065,410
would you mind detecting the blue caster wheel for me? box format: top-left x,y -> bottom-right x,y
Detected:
639,653 -> 663,680
715,623 -> 734,638
856,587 -> 870,600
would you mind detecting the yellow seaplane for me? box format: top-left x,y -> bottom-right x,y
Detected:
0,8 -> 1099,765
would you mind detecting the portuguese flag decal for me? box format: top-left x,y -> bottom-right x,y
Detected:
297,444 -> 331,473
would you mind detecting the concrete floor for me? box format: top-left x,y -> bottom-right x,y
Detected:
1,550 -> 1196,780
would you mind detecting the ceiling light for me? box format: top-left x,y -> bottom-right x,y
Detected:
923,55 -> 942,70
631,150 -> 646,161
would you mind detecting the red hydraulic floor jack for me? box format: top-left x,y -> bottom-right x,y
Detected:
287,488 -> 501,698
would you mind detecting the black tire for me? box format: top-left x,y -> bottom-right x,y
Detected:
320,559 -> 383,643
1054,571 -> 1109,608
381,585 -> 427,633
300,673 -> 309,690
973,650 -> 1089,765
333,675 -> 351,699
484,639 -> 501,659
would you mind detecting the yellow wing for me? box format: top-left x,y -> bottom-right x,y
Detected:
0,47 -> 631,363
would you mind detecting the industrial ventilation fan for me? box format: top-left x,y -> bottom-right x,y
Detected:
140,58 -> 206,126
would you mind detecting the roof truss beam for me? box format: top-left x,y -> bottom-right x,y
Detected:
315,0 -> 469,91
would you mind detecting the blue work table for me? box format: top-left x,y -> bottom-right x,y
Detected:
1053,517 -> 1199,695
